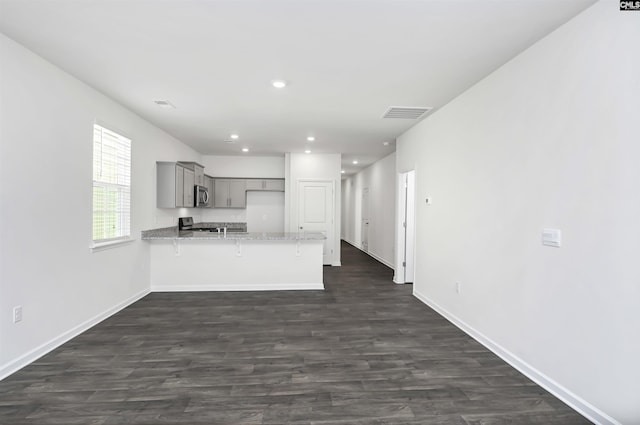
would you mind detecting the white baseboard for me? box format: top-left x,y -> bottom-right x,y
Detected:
367,250 -> 394,269
331,261 -> 342,267
151,283 -> 324,292
0,288 -> 150,381
341,239 -> 395,269
412,289 -> 621,425
342,237 -> 358,247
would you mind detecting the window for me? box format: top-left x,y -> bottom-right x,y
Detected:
92,124 -> 131,243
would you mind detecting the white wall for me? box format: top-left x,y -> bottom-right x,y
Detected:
286,153 -> 342,266
0,34 -> 202,377
341,153 -> 396,268
246,191 -> 285,233
396,2 -> 639,424
201,155 -> 284,178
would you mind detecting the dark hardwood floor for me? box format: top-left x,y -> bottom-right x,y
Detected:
0,241 -> 591,424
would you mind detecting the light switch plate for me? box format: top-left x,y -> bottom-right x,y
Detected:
542,228 -> 561,247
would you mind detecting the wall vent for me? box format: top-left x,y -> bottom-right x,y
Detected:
382,106 -> 432,120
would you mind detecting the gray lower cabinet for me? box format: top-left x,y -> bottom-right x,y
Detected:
245,179 -> 285,191
157,162 -> 197,208
214,179 -> 247,208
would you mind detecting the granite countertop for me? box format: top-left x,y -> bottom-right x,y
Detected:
141,226 -> 326,241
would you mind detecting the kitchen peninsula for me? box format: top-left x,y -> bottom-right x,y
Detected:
142,224 -> 325,291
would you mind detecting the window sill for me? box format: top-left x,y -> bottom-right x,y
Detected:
90,237 -> 135,253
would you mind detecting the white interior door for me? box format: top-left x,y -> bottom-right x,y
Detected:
361,188 -> 370,252
395,171 -> 416,284
298,181 -> 334,265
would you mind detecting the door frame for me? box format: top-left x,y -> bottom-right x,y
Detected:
394,170 -> 416,284
296,179 -> 336,266
361,187 -> 370,252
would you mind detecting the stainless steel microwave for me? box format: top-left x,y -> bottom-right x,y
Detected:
194,185 -> 209,207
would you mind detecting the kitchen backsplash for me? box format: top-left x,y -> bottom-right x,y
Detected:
201,208 -> 247,223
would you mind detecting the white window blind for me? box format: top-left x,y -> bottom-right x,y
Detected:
92,124 -> 131,242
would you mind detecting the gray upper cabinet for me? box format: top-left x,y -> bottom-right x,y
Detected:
265,179 -> 285,191
157,162 -> 197,208
183,168 -> 195,207
174,164 -> 184,207
245,179 -> 285,191
159,166 -> 283,209
229,180 -> 247,207
179,162 -> 205,186
204,175 -> 214,208
214,179 -> 247,208
194,164 -> 204,186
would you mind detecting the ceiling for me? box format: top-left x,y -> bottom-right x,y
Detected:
0,0 -> 596,174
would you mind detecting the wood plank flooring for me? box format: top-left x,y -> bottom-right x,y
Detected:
0,241 -> 591,424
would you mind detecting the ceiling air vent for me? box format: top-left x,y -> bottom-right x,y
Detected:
153,100 -> 176,109
382,106 -> 432,120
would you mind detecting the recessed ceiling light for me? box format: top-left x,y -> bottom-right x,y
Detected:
352,160 -> 358,165
341,170 -> 345,174
271,80 -> 287,88
153,100 -> 176,109
383,141 -> 390,146
307,136 -> 315,142
230,134 -> 239,139
242,148 -> 249,152
304,149 -> 311,154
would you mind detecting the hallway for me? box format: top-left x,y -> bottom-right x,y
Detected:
0,241 -> 589,424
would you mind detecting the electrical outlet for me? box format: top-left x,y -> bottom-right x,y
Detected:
455,282 -> 461,295
13,306 -> 22,323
